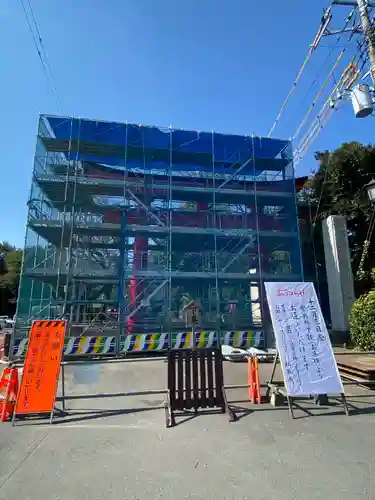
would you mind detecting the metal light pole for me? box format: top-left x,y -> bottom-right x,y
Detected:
364,178 -> 375,202
356,178 -> 375,278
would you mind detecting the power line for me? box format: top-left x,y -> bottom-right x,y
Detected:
284,1 -> 375,168
267,7 -> 333,138
20,0 -> 64,113
287,50 -> 337,128
291,5 -> 374,165
292,50 -> 345,141
292,38 -> 366,149
290,7 -> 358,135
288,7 -> 358,129
293,60 -> 360,165
26,0 -> 55,82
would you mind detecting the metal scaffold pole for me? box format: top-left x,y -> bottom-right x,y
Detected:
117,209 -> 127,354
15,113 -> 303,357
168,128 -> 173,350
211,131 -> 221,346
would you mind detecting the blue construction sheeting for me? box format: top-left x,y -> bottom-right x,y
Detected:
41,115 -> 291,176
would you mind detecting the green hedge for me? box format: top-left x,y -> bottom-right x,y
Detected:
349,289 -> 375,350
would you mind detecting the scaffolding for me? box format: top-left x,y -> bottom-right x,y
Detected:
15,115 -> 303,352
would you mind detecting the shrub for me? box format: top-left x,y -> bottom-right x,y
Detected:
349,290 -> 375,350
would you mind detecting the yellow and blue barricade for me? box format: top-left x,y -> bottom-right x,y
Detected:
12,330 -> 265,357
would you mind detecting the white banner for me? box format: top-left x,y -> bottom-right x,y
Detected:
265,282 -> 344,397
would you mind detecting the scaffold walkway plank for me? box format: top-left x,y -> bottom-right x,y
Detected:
23,267 -> 303,282
28,218 -> 299,242
34,174 -> 294,205
40,137 -> 289,172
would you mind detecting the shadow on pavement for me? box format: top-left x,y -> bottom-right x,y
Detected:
13,406 -> 163,426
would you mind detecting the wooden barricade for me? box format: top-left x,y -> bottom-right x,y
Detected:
165,348 -> 235,427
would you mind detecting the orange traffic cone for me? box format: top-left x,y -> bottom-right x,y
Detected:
0,367 -> 19,422
247,356 -> 261,404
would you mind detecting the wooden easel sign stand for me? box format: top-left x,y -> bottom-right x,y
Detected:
264,282 -> 349,419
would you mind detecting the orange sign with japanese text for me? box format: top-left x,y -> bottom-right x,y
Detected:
15,320 -> 66,415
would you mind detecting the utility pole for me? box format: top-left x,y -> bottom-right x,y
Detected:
332,1 -> 375,84
357,0 -> 375,85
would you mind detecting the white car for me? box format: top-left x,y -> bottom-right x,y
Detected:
221,345 -> 276,362
0,316 -> 14,329
0,317 -> 9,329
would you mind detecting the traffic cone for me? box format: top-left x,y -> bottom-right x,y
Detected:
0,367 -> 19,422
247,356 -> 261,404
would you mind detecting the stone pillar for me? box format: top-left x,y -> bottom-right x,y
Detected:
322,215 -> 355,333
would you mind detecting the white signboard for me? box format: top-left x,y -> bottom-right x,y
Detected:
265,282 -> 344,397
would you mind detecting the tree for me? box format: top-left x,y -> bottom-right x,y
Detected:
304,142 -> 375,295
349,281 -> 375,351
0,242 -> 23,316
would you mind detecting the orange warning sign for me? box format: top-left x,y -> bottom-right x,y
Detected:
15,320 -> 66,415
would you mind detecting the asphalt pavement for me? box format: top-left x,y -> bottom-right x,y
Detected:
0,359 -> 374,499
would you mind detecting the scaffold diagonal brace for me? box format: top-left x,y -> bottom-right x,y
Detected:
220,238 -> 255,273
126,188 -> 165,227
217,156 -> 254,191
126,279 -> 168,320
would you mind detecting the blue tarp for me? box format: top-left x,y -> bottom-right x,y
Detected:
42,115 -> 292,176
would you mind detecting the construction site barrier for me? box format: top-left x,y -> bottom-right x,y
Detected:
10,330 -> 265,358
165,348 -> 236,427
1,351 -> 362,425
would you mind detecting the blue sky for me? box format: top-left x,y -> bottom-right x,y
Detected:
1,0 -> 374,247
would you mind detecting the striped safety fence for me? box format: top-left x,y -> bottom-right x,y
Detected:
12,330 -> 265,357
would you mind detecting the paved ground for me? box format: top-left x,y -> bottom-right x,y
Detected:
0,359 -> 375,499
